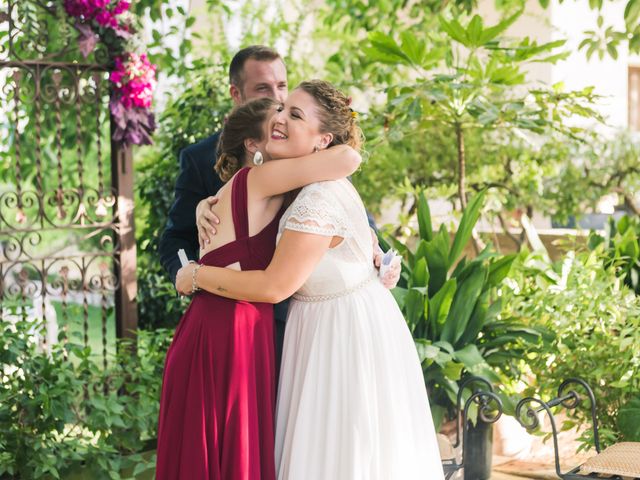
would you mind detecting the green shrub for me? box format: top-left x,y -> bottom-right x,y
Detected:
501,248 -> 640,448
589,214 -> 640,295
0,319 -> 172,479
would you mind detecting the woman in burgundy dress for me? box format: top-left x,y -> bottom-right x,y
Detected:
155,97 -> 361,480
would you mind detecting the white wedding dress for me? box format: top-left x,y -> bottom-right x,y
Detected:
275,179 -> 445,480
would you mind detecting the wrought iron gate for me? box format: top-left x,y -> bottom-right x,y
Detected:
0,0 -> 137,367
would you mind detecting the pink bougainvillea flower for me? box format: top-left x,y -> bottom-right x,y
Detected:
109,53 -> 157,145
64,1 -> 155,145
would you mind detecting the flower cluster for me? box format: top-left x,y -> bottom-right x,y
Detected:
63,0 -> 157,146
110,53 -> 156,109
63,0 -> 131,28
110,53 -> 157,145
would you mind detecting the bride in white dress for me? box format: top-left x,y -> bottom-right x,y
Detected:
178,80 -> 445,480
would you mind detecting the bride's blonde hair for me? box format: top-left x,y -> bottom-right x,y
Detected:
296,80 -> 364,152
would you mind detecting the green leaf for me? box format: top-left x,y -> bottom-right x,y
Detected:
426,231 -> 450,297
405,288 -> 425,332
467,15 -> 484,46
485,254 -> 517,289
434,340 -> 455,354
442,360 -> 465,380
430,404 -> 447,431
417,192 -> 433,242
428,278 -> 457,338
390,286 -> 408,310
441,262 -> 487,344
411,257 -> 429,288
415,339 -> 441,363
479,10 -> 522,44
400,31 -> 427,66
625,0 -> 640,26
439,16 -> 470,46
415,239 -> 429,262
457,290 -> 490,346
368,32 -> 411,65
449,189 -> 486,267
453,344 -> 485,369
618,397 -> 640,440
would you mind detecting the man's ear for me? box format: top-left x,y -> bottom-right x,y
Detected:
319,132 -> 334,149
230,84 -> 242,105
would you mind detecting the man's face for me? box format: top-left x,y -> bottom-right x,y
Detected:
231,58 -> 288,105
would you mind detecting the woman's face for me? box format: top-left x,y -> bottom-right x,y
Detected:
265,88 -> 330,160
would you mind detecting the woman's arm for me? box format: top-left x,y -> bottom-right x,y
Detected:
176,230 -> 334,302
248,145 -> 361,200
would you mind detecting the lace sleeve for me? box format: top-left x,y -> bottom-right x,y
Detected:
284,183 -> 349,238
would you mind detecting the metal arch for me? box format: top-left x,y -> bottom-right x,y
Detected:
1,0 -> 137,375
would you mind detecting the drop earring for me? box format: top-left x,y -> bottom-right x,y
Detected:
253,151 -> 263,166
313,145 -> 319,153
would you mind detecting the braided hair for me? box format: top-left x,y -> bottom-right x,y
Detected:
296,80 -> 363,151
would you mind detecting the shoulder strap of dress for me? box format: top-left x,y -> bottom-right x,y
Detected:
231,167 -> 250,238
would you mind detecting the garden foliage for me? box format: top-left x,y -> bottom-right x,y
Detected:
501,248 -> 640,448
0,320 -> 172,479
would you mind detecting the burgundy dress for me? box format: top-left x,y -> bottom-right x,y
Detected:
156,167 -> 282,480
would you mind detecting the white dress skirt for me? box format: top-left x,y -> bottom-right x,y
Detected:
274,180 -> 445,480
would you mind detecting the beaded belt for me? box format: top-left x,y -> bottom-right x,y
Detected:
291,272 -> 378,303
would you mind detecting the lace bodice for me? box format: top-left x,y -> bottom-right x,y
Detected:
278,179 -> 375,298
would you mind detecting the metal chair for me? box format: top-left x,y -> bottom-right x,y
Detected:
441,375 -> 503,480
515,377 -> 640,480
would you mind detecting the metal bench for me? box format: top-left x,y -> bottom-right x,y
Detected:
442,375 -> 503,480
515,377 -> 640,480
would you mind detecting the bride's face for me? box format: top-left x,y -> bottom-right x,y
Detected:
265,89 -> 330,160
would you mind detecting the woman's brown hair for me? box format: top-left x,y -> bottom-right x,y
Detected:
296,80 -> 364,152
215,97 -> 278,182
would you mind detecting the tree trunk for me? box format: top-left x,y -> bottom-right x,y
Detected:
455,122 -> 467,210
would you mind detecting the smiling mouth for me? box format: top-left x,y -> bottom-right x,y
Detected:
271,129 -> 288,140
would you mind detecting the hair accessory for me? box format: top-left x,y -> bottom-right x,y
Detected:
351,110 -> 358,118
253,150 -> 264,165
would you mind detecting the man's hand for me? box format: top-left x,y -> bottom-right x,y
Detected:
196,196 -> 220,249
176,263 -> 198,296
